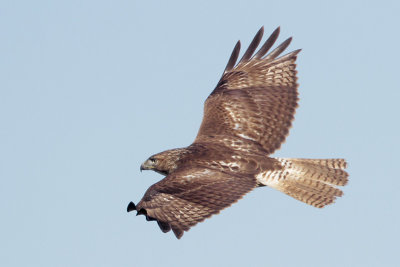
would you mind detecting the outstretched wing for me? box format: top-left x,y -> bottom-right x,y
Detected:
128,167 -> 256,239
195,27 -> 301,155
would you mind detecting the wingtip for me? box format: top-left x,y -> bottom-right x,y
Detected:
257,26 -> 264,37
127,201 -> 136,212
254,26 -> 281,59
222,40 -> 241,74
146,215 -> 156,221
172,227 -> 184,239
157,220 -> 171,233
236,40 -> 241,49
263,35 -> 293,61
238,27 -> 265,64
293,48 -> 302,55
136,208 -> 147,216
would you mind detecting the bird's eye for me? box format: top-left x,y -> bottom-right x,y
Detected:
149,158 -> 156,163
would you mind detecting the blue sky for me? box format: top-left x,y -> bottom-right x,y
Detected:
1,1 -> 399,266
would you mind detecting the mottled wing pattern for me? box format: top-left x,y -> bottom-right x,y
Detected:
128,167 -> 256,239
195,27 -> 300,154
256,158 -> 348,208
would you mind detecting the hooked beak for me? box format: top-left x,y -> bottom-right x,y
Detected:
140,160 -> 151,172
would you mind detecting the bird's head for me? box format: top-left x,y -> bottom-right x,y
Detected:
140,154 -> 168,175
140,149 -> 184,176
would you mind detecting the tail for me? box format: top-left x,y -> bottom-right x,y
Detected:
257,158 -> 348,208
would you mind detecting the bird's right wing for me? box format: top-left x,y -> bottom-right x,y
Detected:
128,167 -> 256,239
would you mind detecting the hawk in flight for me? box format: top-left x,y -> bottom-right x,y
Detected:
127,27 -> 348,239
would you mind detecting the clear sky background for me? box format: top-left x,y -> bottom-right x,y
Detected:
1,1 -> 399,266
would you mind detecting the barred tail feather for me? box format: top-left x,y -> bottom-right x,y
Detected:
257,158 -> 348,208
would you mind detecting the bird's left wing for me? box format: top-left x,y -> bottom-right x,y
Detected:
128,167 -> 256,239
195,27 -> 301,155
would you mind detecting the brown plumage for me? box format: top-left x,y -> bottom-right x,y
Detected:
128,27 -> 349,239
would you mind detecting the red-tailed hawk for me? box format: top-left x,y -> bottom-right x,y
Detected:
127,27 -> 348,239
